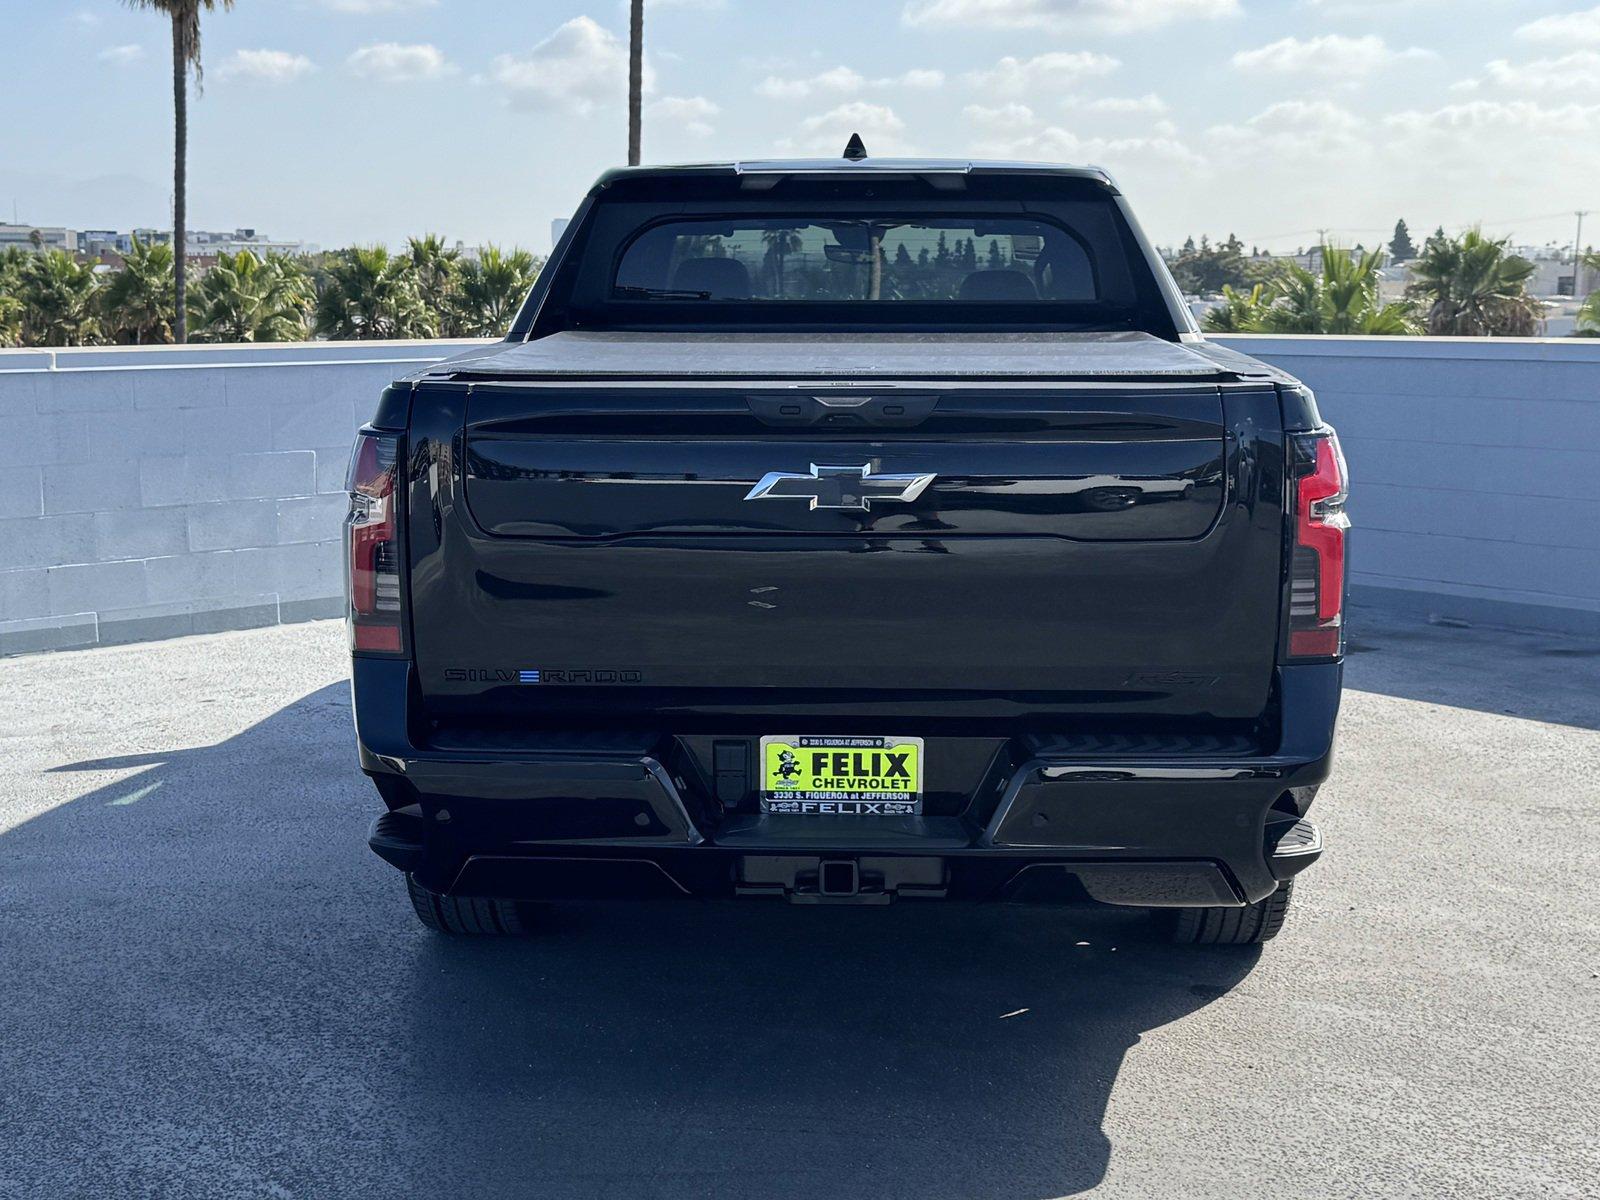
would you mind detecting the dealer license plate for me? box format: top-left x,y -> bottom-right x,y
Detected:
759,735 -> 924,815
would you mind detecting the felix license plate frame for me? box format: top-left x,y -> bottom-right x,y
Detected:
759,735 -> 924,816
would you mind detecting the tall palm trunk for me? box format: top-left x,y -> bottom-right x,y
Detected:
627,0 -> 642,165
171,11 -> 188,343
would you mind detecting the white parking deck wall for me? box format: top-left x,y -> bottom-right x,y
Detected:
0,340 -> 487,655
1215,335 -> 1600,638
1,335 -> 1596,655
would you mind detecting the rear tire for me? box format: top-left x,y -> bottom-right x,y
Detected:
1170,881 -> 1294,945
406,874 -> 530,936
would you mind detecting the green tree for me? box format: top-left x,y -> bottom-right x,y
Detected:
1259,247 -> 1418,335
1389,220 -> 1416,263
0,248 -> 25,347
191,250 -> 313,342
1170,234 -> 1249,294
18,250 -> 103,346
761,228 -> 802,296
1407,228 -> 1542,336
1211,246 -> 1418,336
451,245 -> 542,337
122,0 -> 236,343
315,246 -> 434,340
101,236 -> 176,344
406,234 -> 462,334
1201,284 -> 1274,333
1575,251 -> 1600,337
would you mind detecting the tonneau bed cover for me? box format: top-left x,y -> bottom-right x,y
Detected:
421,330 -> 1270,382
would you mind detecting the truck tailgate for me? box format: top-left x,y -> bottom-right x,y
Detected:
404,374 -> 1288,723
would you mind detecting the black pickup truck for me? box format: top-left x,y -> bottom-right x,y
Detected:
349,148 -> 1347,945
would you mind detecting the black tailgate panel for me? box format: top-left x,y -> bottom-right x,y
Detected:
406,382 -> 1287,720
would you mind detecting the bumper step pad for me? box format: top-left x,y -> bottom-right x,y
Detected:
1266,817 -> 1323,879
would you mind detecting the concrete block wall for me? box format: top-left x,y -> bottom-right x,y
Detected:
0,340 -> 485,655
2,335 -> 1597,654
1216,335 -> 1600,636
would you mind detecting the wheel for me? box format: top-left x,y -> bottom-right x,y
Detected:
405,874 -> 530,936
1169,881 -> 1294,945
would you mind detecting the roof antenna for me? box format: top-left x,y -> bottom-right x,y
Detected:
842,132 -> 868,161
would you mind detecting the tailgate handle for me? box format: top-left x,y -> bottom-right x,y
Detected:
747,393 -> 938,428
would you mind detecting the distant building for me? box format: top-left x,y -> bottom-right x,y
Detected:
80,230 -> 135,256
551,218 -> 570,250
0,224 -> 78,252
185,228 -> 316,258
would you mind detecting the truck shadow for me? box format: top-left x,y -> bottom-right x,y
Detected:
8,683 -> 1259,1200
398,903 -> 1258,1200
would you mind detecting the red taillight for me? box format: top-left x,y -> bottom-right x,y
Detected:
346,431 -> 404,655
1286,430 -> 1349,660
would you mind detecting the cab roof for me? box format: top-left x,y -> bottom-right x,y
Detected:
592,157 -> 1119,193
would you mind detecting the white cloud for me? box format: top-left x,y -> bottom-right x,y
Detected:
783,101 -> 912,155
347,42 -> 455,82
963,102 -> 1037,128
1231,34 -> 1432,77
1069,93 -> 1169,115
649,94 -> 720,136
1206,100 -> 1365,155
316,0 -> 438,12
216,49 -> 316,84
1516,5 -> 1600,45
758,66 -> 945,99
71,10 -> 103,29
1479,52 -> 1600,94
756,66 -> 866,99
965,51 -> 1120,95
1381,98 -> 1600,140
490,17 -> 647,115
975,125 -> 1204,172
1194,96 -> 1600,243
960,98 -> 1197,174
903,0 -> 1239,34
883,68 -> 946,89
97,44 -> 145,66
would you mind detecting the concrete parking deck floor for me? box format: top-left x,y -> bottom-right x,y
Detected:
1,609 -> 1596,1200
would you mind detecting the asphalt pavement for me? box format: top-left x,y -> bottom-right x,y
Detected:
0,605 -> 1596,1199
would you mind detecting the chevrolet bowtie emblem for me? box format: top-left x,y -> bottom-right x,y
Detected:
743,464 -> 936,511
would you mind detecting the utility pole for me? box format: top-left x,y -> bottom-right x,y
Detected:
627,0 -> 643,166
1576,211 -> 1591,297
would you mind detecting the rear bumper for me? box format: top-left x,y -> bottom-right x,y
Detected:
353,659 -> 1340,907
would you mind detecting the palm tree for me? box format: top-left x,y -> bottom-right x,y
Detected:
18,250 -> 103,346
1577,294 -> 1600,337
101,236 -> 176,344
122,0 -> 235,344
0,248 -> 24,347
191,250 -> 313,342
1575,252 -> 1600,338
1256,247 -> 1419,335
452,245 -> 542,337
314,246 -> 434,340
1407,228 -> 1541,337
628,0 -> 643,165
762,228 -> 802,296
406,235 -> 462,334
1201,284 -> 1273,333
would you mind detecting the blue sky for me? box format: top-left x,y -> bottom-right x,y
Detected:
4,0 -> 1597,254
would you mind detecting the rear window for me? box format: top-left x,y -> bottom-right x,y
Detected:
531,174 -> 1179,336
614,217 -> 1099,304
